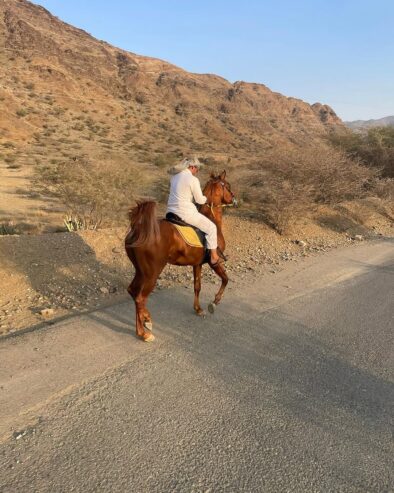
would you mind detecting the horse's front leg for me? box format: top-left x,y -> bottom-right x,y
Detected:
193,265 -> 205,316
208,263 -> 228,314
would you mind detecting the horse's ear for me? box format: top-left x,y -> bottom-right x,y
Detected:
220,170 -> 226,180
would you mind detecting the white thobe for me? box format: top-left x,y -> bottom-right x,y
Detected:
166,169 -> 217,249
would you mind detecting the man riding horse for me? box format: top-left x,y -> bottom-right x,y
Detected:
167,157 -> 221,266
125,157 -> 236,341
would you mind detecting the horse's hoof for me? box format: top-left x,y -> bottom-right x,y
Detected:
144,321 -> 153,331
143,332 -> 155,342
195,309 -> 206,318
208,302 -> 216,314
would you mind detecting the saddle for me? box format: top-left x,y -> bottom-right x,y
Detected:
165,213 -> 207,247
165,213 -> 210,264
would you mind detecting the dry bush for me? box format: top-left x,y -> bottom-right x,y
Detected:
152,153 -> 178,169
244,146 -> 375,233
330,126 -> 394,178
35,159 -> 147,229
373,178 -> 394,201
0,221 -> 38,235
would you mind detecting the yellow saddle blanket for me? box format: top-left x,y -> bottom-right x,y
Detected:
173,224 -> 204,248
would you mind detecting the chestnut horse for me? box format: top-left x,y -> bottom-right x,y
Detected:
125,170 -> 236,342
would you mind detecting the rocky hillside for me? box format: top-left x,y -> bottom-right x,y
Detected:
0,0 -> 343,230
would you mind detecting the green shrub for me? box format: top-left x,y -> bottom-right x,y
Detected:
330,126 -> 394,178
16,108 -> 28,117
0,222 -> 18,235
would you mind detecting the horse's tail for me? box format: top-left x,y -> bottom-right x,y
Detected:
126,200 -> 161,247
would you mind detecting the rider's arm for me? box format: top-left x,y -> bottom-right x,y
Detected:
191,177 -> 208,205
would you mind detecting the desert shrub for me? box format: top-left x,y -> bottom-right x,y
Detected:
35,159 -> 146,230
153,154 -> 177,168
16,108 -> 28,117
2,142 -> 15,149
199,156 -> 220,167
135,92 -> 147,104
373,178 -> 394,201
0,221 -> 18,235
245,146 -> 375,233
71,123 -> 85,132
51,106 -> 65,116
152,176 -> 170,203
0,221 -> 38,235
330,126 -> 394,178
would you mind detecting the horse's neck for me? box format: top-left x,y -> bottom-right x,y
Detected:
202,204 -> 223,231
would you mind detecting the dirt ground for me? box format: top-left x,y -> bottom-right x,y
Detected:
0,199 -> 392,336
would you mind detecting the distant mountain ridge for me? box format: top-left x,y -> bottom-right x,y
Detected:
345,116 -> 394,130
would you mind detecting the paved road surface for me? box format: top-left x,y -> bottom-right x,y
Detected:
0,239 -> 393,492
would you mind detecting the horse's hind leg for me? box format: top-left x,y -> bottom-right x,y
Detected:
127,271 -> 149,341
130,293 -> 152,330
127,267 -> 163,342
208,263 -> 229,314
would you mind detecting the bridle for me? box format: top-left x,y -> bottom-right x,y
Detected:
204,179 -> 237,218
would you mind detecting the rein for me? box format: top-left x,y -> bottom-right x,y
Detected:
203,179 -> 236,219
205,202 -> 235,220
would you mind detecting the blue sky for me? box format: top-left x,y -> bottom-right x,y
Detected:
33,0 -> 394,121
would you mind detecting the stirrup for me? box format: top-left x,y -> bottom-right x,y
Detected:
217,248 -> 228,261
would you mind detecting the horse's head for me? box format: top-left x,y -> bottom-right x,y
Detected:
203,170 -> 237,207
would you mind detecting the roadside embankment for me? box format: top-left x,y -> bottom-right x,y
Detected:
0,200 -> 392,336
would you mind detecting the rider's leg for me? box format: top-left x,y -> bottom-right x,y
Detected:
182,212 -> 220,264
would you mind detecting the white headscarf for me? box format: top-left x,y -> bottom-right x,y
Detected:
167,157 -> 203,175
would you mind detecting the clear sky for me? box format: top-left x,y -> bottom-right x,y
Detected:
33,0 -> 394,121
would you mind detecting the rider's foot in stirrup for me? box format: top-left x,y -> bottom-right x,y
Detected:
210,249 -> 223,266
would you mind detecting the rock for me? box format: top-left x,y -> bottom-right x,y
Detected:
112,247 -> 122,254
13,430 -> 27,440
39,308 -> 54,317
353,235 -> 363,241
100,287 -> 109,294
294,240 -> 307,247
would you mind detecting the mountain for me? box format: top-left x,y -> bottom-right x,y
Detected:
345,116 -> 394,130
0,0 -> 344,230
0,0 -> 342,151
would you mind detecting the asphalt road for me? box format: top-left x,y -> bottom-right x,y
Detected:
0,239 -> 393,492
